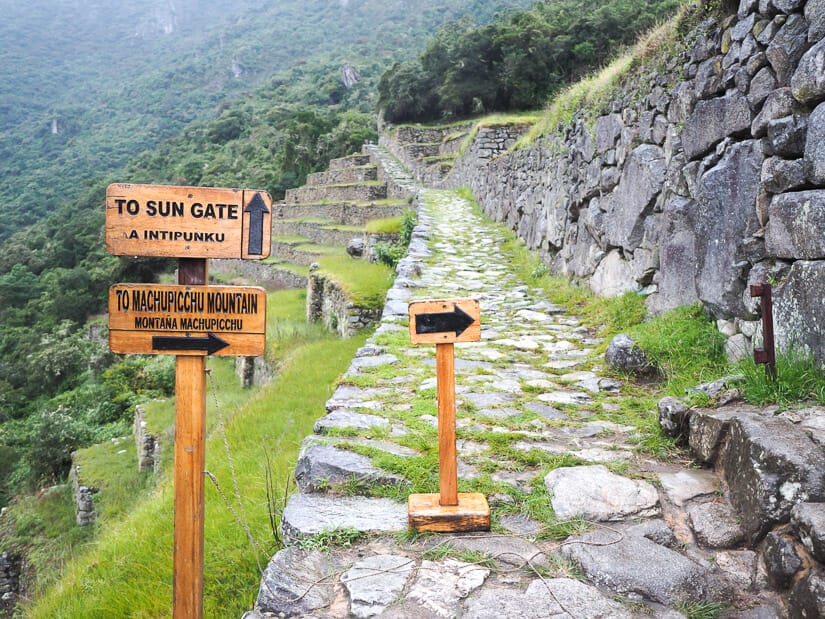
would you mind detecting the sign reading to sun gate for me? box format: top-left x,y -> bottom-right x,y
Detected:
108,284 -> 266,356
105,183 -> 272,259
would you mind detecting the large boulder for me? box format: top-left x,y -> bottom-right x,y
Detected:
695,140 -> 763,317
790,38 -> 825,105
722,414 -> 825,541
649,197 -> 699,314
766,190 -> 825,259
773,260 -> 825,364
603,145 -> 666,252
765,14 -> 809,86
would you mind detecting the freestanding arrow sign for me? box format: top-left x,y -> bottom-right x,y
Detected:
407,298 -> 489,532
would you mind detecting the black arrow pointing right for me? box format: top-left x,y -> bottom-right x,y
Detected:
415,305 -> 475,337
152,333 -> 229,355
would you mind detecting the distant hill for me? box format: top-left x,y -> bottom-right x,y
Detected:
0,0 -> 531,238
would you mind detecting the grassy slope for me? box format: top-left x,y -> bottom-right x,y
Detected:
21,285 -> 368,616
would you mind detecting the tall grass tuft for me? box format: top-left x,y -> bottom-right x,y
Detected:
738,349 -> 825,406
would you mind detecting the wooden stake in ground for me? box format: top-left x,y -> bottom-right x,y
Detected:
407,299 -> 490,532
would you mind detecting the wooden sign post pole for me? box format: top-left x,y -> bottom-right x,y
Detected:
173,258 -> 207,619
436,342 -> 458,507
408,299 -> 489,532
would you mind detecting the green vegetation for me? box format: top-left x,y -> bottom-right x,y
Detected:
316,255 -> 394,308
739,351 -> 825,406
377,0 -> 681,123
372,209 -> 417,268
16,317 -> 367,617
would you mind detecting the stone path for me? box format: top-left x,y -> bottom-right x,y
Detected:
248,158 -> 790,617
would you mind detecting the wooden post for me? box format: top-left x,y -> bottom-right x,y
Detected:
173,258 -> 207,619
436,343 -> 458,506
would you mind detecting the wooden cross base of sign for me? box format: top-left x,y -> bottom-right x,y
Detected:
408,492 -> 490,532
407,299 -> 490,533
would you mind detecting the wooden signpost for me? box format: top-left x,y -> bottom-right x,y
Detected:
105,183 -> 272,619
407,299 -> 490,532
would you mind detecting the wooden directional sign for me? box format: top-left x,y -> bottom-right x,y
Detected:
106,183 -> 272,259
407,298 -> 489,533
409,299 -> 481,345
108,284 -> 266,357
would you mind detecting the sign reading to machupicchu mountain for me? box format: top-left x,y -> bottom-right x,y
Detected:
108,284 -> 266,356
106,183 -> 272,259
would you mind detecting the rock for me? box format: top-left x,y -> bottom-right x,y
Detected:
605,333 -> 653,375
805,102 -> 825,185
714,550 -> 758,591
659,469 -> 718,507
773,261 -> 825,364
314,409 -> 390,434
544,465 -> 660,521
463,578 -> 634,619
806,0 -> 825,43
651,197 -> 699,314
688,404 -> 760,464
442,533 -> 547,569
789,566 -> 825,618
690,374 -> 746,399
751,88 -> 799,138
681,92 -> 751,160
658,396 -> 690,438
792,502 -> 825,562
765,14 -> 809,86
280,493 -> 407,541
594,113 -> 623,154
725,333 -> 750,363
590,250 -> 637,297
562,528 -> 708,605
524,401 -> 568,420
347,237 -> 365,258
406,559 -> 489,617
695,140 -> 763,317
695,57 -> 724,99
499,514 -> 542,536
762,532 -> 803,588
766,114 -> 807,157
766,190 -> 825,259
761,156 -> 807,193
255,547 -> 339,616
791,38 -> 825,105
294,441 -> 408,493
342,554 -> 414,618
722,414 -> 825,541
689,501 -> 746,548
626,518 -> 677,548
748,66 -> 777,109
603,145 -> 666,252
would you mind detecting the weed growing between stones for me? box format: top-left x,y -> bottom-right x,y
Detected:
297,528 -> 367,552
676,600 -> 726,619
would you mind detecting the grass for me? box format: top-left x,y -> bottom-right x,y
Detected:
738,349 -> 825,406
25,334 -> 368,618
316,254 -> 394,309
365,216 -> 403,235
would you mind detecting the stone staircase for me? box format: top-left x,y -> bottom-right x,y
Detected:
272,147 -> 414,271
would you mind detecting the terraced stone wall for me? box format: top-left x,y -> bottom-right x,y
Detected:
306,268 -> 382,337
388,1 -> 825,364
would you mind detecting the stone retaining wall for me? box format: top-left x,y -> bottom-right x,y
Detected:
133,405 -> 161,475
0,551 -> 20,616
210,258 -> 307,290
69,459 -> 97,527
284,182 -> 387,205
306,269 -> 382,337
386,1 -> 825,363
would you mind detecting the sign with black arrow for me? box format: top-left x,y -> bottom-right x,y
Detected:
108,283 -> 266,356
409,299 -> 481,344
105,183 -> 272,259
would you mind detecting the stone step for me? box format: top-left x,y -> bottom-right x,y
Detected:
272,218 -> 364,247
306,164 -> 377,185
285,181 -> 387,205
328,153 -> 372,170
273,199 -> 408,226
280,493 -> 407,542
293,438 -> 409,493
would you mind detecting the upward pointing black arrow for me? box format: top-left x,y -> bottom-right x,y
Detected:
152,333 -> 229,355
415,305 -> 475,337
244,192 -> 269,255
